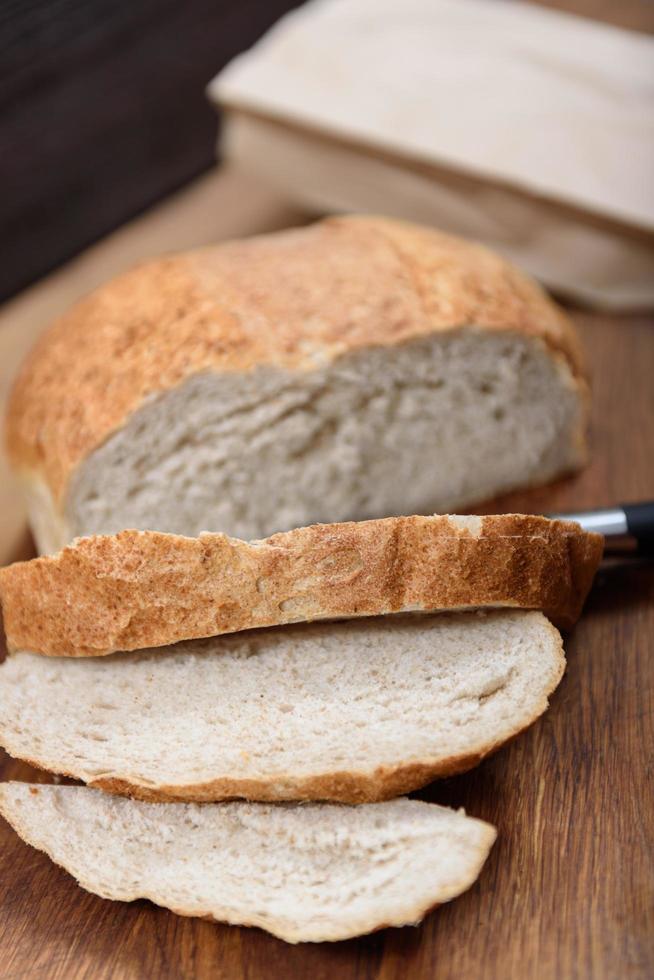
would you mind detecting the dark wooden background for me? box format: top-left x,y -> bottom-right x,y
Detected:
1,313 -> 653,980
0,0 -> 302,301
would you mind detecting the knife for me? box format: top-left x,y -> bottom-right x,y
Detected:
549,501 -> 654,554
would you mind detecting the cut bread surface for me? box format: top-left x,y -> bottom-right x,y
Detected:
5,216 -> 587,554
0,610 -> 565,803
0,514 -> 603,657
0,784 -> 496,943
59,329 -> 584,549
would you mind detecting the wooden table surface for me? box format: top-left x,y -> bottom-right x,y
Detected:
0,168 -> 653,980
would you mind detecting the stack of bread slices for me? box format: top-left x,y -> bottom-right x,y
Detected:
0,514 -> 602,942
0,216 -> 602,942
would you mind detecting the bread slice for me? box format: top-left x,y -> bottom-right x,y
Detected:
5,216 -> 588,554
0,514 -> 602,657
0,610 -> 564,803
0,784 -> 496,943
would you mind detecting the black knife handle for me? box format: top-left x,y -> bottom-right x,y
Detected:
623,501 -> 654,554
549,501 -> 654,555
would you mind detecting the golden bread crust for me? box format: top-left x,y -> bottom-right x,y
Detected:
5,216 -> 586,504
0,514 -> 603,656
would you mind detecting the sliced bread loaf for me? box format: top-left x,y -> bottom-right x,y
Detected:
0,610 -> 564,803
0,514 -> 602,657
0,784 -> 496,943
6,216 -> 588,554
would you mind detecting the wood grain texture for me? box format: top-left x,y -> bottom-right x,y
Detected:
0,0 -> 303,301
0,310 -> 652,980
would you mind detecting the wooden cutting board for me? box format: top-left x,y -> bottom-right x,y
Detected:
0,170 -> 652,980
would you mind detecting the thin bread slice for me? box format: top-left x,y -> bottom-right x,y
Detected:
0,514 -> 602,657
0,783 -> 496,943
0,610 -> 564,803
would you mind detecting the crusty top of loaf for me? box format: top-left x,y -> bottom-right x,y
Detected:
0,514 -> 603,656
5,216 -> 584,502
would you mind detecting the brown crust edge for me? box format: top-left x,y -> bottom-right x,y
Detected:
0,514 -> 603,657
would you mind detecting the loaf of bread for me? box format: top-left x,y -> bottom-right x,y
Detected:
0,514 -> 602,657
5,216 -> 588,554
0,610 -> 564,803
0,784 -> 496,943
